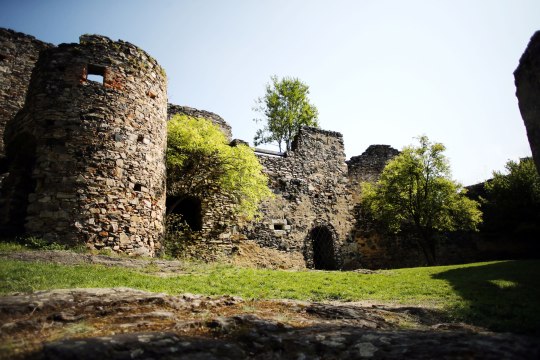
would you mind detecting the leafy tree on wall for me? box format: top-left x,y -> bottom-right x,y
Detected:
166,114 -> 272,220
253,75 -> 319,152
361,136 -> 482,265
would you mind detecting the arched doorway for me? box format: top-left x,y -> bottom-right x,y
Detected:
310,226 -> 337,270
0,133 -> 37,235
166,195 -> 203,231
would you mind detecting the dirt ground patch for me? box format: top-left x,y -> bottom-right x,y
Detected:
231,240 -> 306,270
0,250 -> 186,277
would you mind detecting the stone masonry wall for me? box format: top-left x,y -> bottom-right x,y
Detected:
0,28 -> 52,158
0,34 -> 167,256
241,127 -> 355,269
167,104 -> 232,141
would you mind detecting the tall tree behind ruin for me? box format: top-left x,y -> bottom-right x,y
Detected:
253,76 -> 319,152
360,136 -> 482,265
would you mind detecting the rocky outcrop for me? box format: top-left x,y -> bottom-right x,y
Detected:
515,31 -> 540,174
1,288 -> 538,359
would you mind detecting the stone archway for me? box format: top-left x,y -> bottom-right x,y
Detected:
310,225 -> 337,270
166,195 -> 203,231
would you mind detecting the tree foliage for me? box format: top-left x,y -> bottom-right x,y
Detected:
253,75 -> 319,152
361,136 -> 482,265
483,157 -> 540,235
167,114 -> 272,220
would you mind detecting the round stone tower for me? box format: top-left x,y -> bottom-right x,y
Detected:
2,34 -> 167,255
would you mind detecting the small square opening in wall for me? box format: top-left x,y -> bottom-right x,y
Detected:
87,64 -> 106,84
133,183 -> 143,192
273,223 -> 285,231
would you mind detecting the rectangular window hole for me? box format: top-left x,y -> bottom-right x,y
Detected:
87,74 -> 104,84
87,64 -> 106,84
273,224 -> 285,231
133,183 -> 142,192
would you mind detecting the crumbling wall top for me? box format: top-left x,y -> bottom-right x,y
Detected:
347,144 -> 399,201
167,104 -> 233,141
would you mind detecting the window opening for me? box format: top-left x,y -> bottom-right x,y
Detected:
87,64 -> 105,84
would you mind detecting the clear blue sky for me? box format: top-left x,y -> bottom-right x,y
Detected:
2,0 -> 538,185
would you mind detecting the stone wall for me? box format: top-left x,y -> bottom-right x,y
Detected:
241,127 -> 355,269
0,34 -> 167,256
167,104 -> 232,141
0,28 -> 52,159
164,106 -> 239,259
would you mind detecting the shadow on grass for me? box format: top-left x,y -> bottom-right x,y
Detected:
433,260 -> 540,335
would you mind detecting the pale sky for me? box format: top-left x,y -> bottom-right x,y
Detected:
1,0 -> 539,185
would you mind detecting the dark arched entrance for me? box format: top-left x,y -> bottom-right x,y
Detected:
0,133 -> 37,235
166,195 -> 203,231
310,226 -> 337,270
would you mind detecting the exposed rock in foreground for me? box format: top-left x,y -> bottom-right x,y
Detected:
1,288 -> 538,359
515,30 -> 540,174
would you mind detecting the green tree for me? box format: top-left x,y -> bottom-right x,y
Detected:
361,136 -> 482,265
167,114 -> 272,220
253,75 -> 319,152
483,157 -> 540,235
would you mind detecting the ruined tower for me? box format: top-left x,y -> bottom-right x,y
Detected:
0,34 -> 167,255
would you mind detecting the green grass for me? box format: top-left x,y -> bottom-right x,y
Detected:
0,258 -> 539,334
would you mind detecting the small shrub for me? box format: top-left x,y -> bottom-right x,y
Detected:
160,214 -> 198,259
15,236 -> 67,250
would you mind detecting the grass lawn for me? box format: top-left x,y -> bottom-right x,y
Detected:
0,256 -> 539,335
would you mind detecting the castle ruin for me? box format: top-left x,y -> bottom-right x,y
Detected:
0,28 -> 405,267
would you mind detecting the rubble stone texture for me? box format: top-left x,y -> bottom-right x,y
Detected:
515,30 -> 540,174
0,34 -> 167,255
347,145 -> 399,203
0,28 -> 52,158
